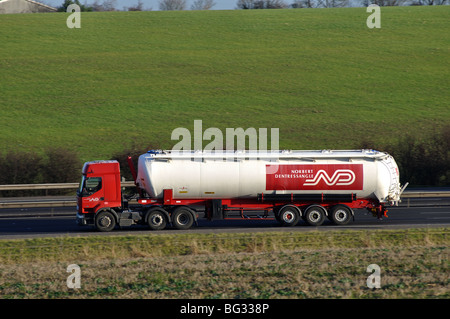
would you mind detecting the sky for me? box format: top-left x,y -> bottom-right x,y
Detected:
44,0 -> 238,10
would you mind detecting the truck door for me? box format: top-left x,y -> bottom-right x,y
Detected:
81,177 -> 104,210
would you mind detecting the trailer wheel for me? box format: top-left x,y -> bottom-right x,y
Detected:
146,208 -> 168,230
172,207 -> 195,230
95,210 -> 116,232
278,205 -> 300,227
329,205 -> 353,225
304,205 -> 326,226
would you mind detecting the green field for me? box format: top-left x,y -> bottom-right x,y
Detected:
0,7 -> 449,162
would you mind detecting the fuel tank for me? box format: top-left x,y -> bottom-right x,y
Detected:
136,150 -> 403,205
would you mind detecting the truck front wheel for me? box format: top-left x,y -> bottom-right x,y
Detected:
95,210 -> 116,232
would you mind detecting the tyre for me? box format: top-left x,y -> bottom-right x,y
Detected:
146,208 -> 168,230
329,205 -> 353,225
278,205 -> 300,227
95,210 -> 116,232
304,205 -> 326,226
172,207 -> 195,230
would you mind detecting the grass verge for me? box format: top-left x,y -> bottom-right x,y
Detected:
0,228 -> 448,298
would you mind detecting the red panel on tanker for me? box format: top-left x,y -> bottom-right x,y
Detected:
266,164 -> 364,191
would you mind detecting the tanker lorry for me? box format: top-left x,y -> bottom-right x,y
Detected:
76,149 -> 408,232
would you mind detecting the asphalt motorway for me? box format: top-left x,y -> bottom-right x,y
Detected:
0,205 -> 449,239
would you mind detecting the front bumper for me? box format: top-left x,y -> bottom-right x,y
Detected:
76,212 -> 94,226
76,212 -> 87,225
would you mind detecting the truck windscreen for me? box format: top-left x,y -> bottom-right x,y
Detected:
77,176 -> 102,197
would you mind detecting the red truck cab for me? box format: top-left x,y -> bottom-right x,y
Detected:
76,161 -> 122,229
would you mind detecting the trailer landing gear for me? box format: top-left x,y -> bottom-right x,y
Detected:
370,205 -> 388,220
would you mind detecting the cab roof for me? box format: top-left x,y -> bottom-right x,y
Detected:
82,160 -> 120,175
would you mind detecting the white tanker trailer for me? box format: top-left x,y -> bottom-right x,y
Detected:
76,149 -> 408,232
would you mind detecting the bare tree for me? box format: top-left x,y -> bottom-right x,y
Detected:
361,0 -> 406,5
410,0 -> 447,4
317,0 -> 348,7
236,0 -> 288,9
159,0 -> 186,10
127,0 -> 144,10
191,0 -> 216,9
236,0 -> 253,8
264,0 -> 288,7
91,0 -> 116,11
291,0 -> 318,7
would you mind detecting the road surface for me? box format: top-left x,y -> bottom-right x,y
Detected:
0,206 -> 448,239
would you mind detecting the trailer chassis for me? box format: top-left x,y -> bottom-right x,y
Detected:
77,187 -> 385,232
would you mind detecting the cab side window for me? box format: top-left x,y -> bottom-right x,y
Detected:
85,177 -> 102,194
